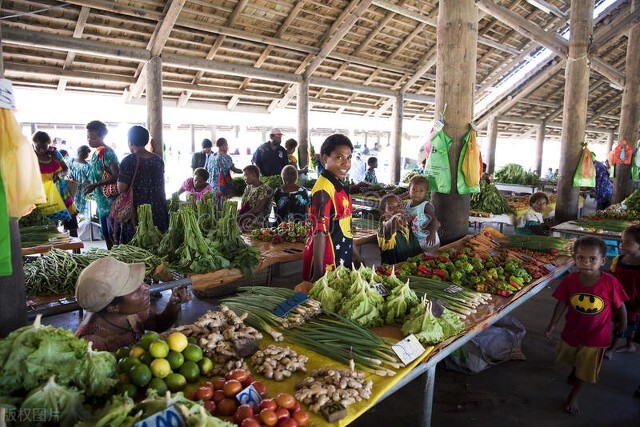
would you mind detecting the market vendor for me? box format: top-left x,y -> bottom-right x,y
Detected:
377,193 -> 422,264
515,192 -> 550,236
75,257 -> 191,352
303,134 -> 362,281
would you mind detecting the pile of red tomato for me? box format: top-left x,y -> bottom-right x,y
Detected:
190,368 -> 309,426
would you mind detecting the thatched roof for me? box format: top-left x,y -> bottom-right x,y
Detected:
0,0 -> 635,141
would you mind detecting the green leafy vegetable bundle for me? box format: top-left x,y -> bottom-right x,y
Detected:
129,204 -> 163,250
401,296 -> 465,345
470,182 -> 513,215
494,163 -> 540,185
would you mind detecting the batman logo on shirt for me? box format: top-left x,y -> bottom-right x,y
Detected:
570,293 -> 604,315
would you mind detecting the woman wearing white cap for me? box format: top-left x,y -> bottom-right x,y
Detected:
74,257 -> 191,352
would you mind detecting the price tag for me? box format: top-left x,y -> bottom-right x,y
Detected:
272,292 -> 308,317
0,79 -> 16,110
391,334 -> 425,366
544,264 -> 557,272
320,402 -> 348,422
372,283 -> 389,297
236,384 -> 262,408
134,405 -> 185,427
432,120 -> 445,133
443,285 -> 464,294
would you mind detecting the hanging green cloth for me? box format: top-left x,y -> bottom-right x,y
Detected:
425,128 -> 453,194
0,172 -> 12,277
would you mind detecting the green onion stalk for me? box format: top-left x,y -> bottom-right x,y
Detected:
408,277 -> 491,318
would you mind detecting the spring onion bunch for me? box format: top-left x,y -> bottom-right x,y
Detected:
408,276 -> 491,318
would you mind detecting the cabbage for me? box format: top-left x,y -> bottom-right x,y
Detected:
401,297 -> 444,345
20,376 -> 89,427
308,275 -> 343,313
384,279 -> 419,324
78,342 -> 118,397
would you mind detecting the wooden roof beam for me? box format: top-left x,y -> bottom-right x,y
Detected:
57,5 -> 91,93
586,95 -> 623,125
498,116 -> 612,134
476,0 -> 625,88
590,4 -> 640,53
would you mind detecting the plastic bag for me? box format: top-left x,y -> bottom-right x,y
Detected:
457,129 -> 480,194
0,108 -> 46,217
0,173 -> 11,276
573,145 -> 595,187
444,315 -> 526,374
425,129 -> 452,194
632,147 -> 640,180
37,180 -> 71,221
612,139 -> 633,165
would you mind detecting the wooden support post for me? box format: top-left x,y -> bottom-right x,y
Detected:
391,94 -> 403,184
146,56 -> 163,155
556,0 -> 594,222
535,123 -> 546,177
431,0 -> 477,244
297,78 -> 309,169
190,124 -> 195,154
607,130 -> 615,154
613,0 -> 640,203
486,115 -> 498,174
210,125 -> 216,145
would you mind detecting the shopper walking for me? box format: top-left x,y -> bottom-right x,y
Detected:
206,137 -> 242,208
252,128 -> 289,177
191,138 -> 213,171
68,145 -> 92,219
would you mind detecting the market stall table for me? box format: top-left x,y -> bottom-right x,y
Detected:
551,220 -> 622,257
468,213 -> 515,232
21,237 -> 84,256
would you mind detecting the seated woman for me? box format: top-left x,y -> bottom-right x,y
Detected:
75,257 -> 191,352
377,194 -> 423,265
515,192 -> 550,235
177,167 -> 213,202
274,165 -> 310,223
237,165 -> 274,232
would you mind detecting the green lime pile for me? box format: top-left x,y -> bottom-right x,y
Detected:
115,331 -> 213,399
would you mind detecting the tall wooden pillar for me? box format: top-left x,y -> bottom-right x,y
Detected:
613,0 -> 640,203
391,94 -> 403,184
606,130 -> 615,154
485,115 -> 498,174
297,79 -> 309,169
190,124 -> 196,153
535,122 -> 546,177
146,56 -> 163,155
431,0 -> 477,244
556,0 -> 594,222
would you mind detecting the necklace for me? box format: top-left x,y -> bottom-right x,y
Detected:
97,313 -> 142,341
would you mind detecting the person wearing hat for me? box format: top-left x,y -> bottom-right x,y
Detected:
191,139 -> 213,172
74,257 -> 191,352
252,128 -> 290,177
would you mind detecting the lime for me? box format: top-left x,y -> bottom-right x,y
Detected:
140,352 -> 153,366
119,382 -> 139,400
198,356 -> 213,376
147,378 -> 168,396
129,346 -> 145,358
149,340 -> 170,359
166,351 -> 184,370
150,358 -> 172,379
167,332 -> 189,353
165,373 -> 187,392
129,363 -> 152,388
179,360 -> 201,383
138,331 -> 160,350
118,356 -> 141,374
182,344 -> 203,362
115,346 -> 131,360
187,337 -> 197,345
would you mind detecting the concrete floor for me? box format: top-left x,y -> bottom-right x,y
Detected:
42,197 -> 640,426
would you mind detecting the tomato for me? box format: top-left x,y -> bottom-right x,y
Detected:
212,390 -> 225,403
203,400 -> 217,415
241,418 -> 261,427
223,379 -> 243,397
275,407 -> 290,421
260,409 -> 278,426
275,393 -> 296,409
250,380 -> 267,396
195,386 -> 213,401
278,419 -> 298,427
258,398 -> 277,412
234,404 -> 255,424
212,377 -> 226,390
292,409 -> 309,426
217,398 -> 238,416
226,368 -> 249,383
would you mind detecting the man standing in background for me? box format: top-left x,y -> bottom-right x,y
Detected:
191,138 -> 213,172
252,128 -> 289,176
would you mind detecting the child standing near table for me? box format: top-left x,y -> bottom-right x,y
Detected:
404,175 -> 440,252
609,225 -> 640,361
515,191 -> 549,235
377,194 -> 422,265
545,237 -> 628,415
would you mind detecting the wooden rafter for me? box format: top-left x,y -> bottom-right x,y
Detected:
57,6 -> 91,93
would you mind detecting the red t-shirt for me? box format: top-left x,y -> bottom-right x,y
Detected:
611,256 -> 640,321
552,272 -> 628,348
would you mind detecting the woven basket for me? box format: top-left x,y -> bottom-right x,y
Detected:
192,266 -> 273,298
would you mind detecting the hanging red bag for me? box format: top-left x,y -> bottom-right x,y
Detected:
612,139 -> 633,165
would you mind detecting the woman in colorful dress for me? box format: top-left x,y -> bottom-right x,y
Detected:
206,137 -> 242,208
237,165 -> 273,232
83,120 -> 119,249
32,131 -> 78,236
67,145 -> 92,219
115,125 -> 169,244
